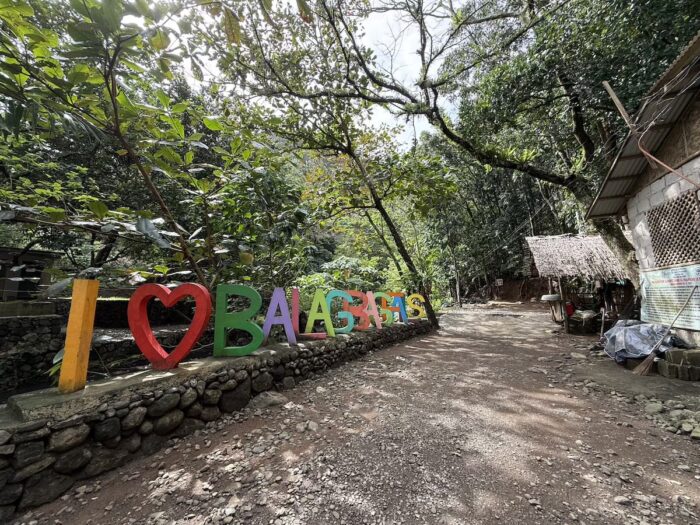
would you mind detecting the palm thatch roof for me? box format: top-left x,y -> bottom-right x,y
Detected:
525,234 -> 628,279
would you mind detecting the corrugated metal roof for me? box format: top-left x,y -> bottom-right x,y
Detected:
587,31 -> 700,220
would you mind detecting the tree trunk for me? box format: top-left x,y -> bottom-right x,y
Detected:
364,211 -> 404,276
351,156 -> 440,328
371,197 -> 440,328
592,218 -> 639,286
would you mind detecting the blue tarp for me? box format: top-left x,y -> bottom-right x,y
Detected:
603,320 -> 671,363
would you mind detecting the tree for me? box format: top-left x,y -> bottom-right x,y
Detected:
1,0 -> 308,288
203,0 -> 700,285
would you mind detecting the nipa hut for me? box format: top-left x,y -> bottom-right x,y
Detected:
525,234 -> 634,329
525,234 -> 628,280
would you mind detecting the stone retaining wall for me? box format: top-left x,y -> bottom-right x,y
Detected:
0,321 -> 432,520
0,316 -> 63,394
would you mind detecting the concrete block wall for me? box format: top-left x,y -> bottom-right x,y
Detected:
626,155 -> 700,271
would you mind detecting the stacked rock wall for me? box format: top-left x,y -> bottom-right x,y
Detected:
0,316 -> 63,394
0,321 -> 432,520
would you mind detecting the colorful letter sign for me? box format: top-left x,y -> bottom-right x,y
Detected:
127,283 -> 212,370
81,283 -> 431,376
214,284 -> 264,357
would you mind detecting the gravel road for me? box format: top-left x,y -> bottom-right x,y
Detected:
14,306 -> 700,525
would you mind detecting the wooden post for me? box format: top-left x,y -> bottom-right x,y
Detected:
58,279 -> 99,393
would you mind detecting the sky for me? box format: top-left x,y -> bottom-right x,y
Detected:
361,5 -> 456,147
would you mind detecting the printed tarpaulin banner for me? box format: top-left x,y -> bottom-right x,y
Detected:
640,263 -> 700,331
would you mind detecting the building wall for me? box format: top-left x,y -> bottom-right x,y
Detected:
626,155 -> 700,271
625,93 -> 700,344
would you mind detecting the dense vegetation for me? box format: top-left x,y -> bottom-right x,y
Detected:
1,0 -> 698,323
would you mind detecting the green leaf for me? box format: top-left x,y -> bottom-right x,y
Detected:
222,8 -> 241,45
296,0 -> 313,23
150,29 -> 170,51
86,200 -> 109,220
202,116 -> 224,131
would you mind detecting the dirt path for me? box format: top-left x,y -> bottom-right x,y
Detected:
15,306 -> 700,525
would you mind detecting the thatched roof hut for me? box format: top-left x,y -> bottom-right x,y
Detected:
525,234 -> 628,279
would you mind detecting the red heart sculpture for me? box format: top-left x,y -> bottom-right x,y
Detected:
127,283 -> 212,370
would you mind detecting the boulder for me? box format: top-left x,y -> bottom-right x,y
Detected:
93,417 -> 121,442
249,392 -> 289,409
186,402 -> 203,418
153,410 -> 185,435
220,377 -> 251,412
11,454 -> 55,482
12,441 -> 43,469
147,393 -> 181,417
141,434 -> 166,455
200,406 -> 221,422
201,389 -> 222,406
48,424 -> 90,452
0,483 -> 22,505
252,372 -> 273,393
644,402 -> 664,415
139,420 -> 154,435
0,467 -> 13,489
18,472 -> 73,509
53,447 -> 92,474
120,432 -> 142,453
172,418 -> 205,438
179,388 -> 198,409
120,407 -> 147,432
77,448 -> 128,479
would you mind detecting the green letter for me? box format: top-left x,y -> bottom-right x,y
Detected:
326,289 -> 355,334
214,284 -> 264,357
305,289 -> 335,337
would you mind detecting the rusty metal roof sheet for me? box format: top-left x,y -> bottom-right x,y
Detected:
587,31 -> 700,220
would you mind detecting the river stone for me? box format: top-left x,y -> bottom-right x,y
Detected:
201,389 -> 222,406
121,407 -> 147,432
120,433 -> 141,453
220,377 -> 251,412
154,410 -> 185,435
11,454 -> 55,482
0,430 -> 9,446
12,441 -> 44,469
53,447 -> 92,474
49,424 -> 90,452
172,418 -> 205,438
93,417 -> 121,441
645,402 -> 664,415
12,427 -> 50,444
77,448 -> 128,479
233,370 -> 249,382
139,420 -> 154,435
0,468 -> 13,489
281,377 -> 295,390
18,472 -> 73,509
200,406 -> 221,422
249,391 -> 289,409
252,372 -> 273,393
179,388 -> 198,408
141,434 -> 166,455
186,402 -> 203,418
219,379 -> 238,391
0,444 -> 15,455
0,505 -> 14,523
0,483 -> 22,505
147,393 -> 181,417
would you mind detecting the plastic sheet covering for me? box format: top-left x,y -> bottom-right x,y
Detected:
603,320 -> 671,363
